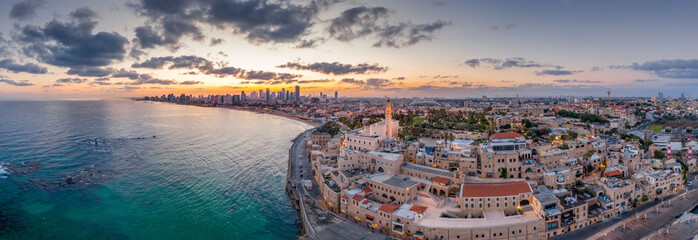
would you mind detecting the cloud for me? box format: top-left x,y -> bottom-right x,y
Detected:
179,80 -> 203,85
535,69 -> 582,76
465,57 -> 563,70
10,0 -> 46,20
295,39 -> 320,48
15,7 -> 129,73
613,59 -> 698,79
132,55 -> 304,81
55,78 -> 87,83
132,55 -> 243,77
129,74 -> 177,85
238,70 -> 301,81
0,79 -> 34,86
90,81 -> 112,86
0,59 -> 47,74
210,38 -> 224,46
490,23 -> 517,31
66,67 -> 114,77
328,7 -> 450,48
130,0 -> 330,49
111,68 -> 141,80
340,77 -> 394,89
433,75 -> 457,79
553,79 -> 600,83
277,61 -> 388,75
297,79 -> 334,84
633,79 -> 657,83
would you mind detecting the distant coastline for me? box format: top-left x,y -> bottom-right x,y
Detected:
136,100 -> 320,127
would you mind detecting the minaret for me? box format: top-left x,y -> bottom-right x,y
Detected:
386,100 -> 393,139
606,89 -> 611,106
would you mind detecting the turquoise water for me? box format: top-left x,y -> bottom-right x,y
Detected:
0,100 -> 311,239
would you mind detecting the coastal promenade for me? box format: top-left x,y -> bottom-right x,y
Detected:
287,130 -> 387,240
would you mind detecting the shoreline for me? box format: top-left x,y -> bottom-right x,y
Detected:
137,100 -> 320,127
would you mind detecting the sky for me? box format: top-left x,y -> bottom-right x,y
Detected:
1,0 -> 698,100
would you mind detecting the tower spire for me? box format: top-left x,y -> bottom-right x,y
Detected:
386,99 -> 393,139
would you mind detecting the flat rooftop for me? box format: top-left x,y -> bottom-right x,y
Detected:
461,181 -> 532,198
368,151 -> 402,161
366,173 -> 419,189
402,162 -> 454,178
416,209 -> 542,229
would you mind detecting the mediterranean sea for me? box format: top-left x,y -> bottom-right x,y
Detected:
0,100 -> 311,239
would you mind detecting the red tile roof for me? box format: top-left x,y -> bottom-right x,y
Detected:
362,199 -> 370,205
378,203 -> 400,213
409,205 -> 428,214
607,170 -> 623,177
491,132 -> 523,139
433,176 -> 451,185
342,195 -> 349,199
460,182 -> 532,198
363,187 -> 372,193
352,195 -> 365,201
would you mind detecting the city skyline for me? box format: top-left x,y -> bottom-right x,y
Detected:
1,0 -> 698,100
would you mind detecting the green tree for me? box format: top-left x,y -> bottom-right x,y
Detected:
521,119 -> 533,128
500,168 -> 508,179
654,150 -> 666,159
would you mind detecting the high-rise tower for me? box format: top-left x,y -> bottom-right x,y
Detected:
606,89 -> 611,106
295,85 -> 300,102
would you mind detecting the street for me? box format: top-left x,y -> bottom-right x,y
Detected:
553,173 -> 698,240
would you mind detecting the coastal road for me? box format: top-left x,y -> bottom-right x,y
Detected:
288,130 -> 386,240
553,173 -> 698,240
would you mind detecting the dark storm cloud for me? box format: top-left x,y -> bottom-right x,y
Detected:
66,67 -> 114,77
277,61 -> 388,75
535,69 -> 581,76
0,78 -> 34,86
328,7 -> 450,48
613,59 -> 698,79
10,0 -> 46,20
55,77 -> 87,83
0,59 -> 47,74
15,7 -> 129,74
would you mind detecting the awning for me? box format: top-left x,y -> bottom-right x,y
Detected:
365,214 -> 374,220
